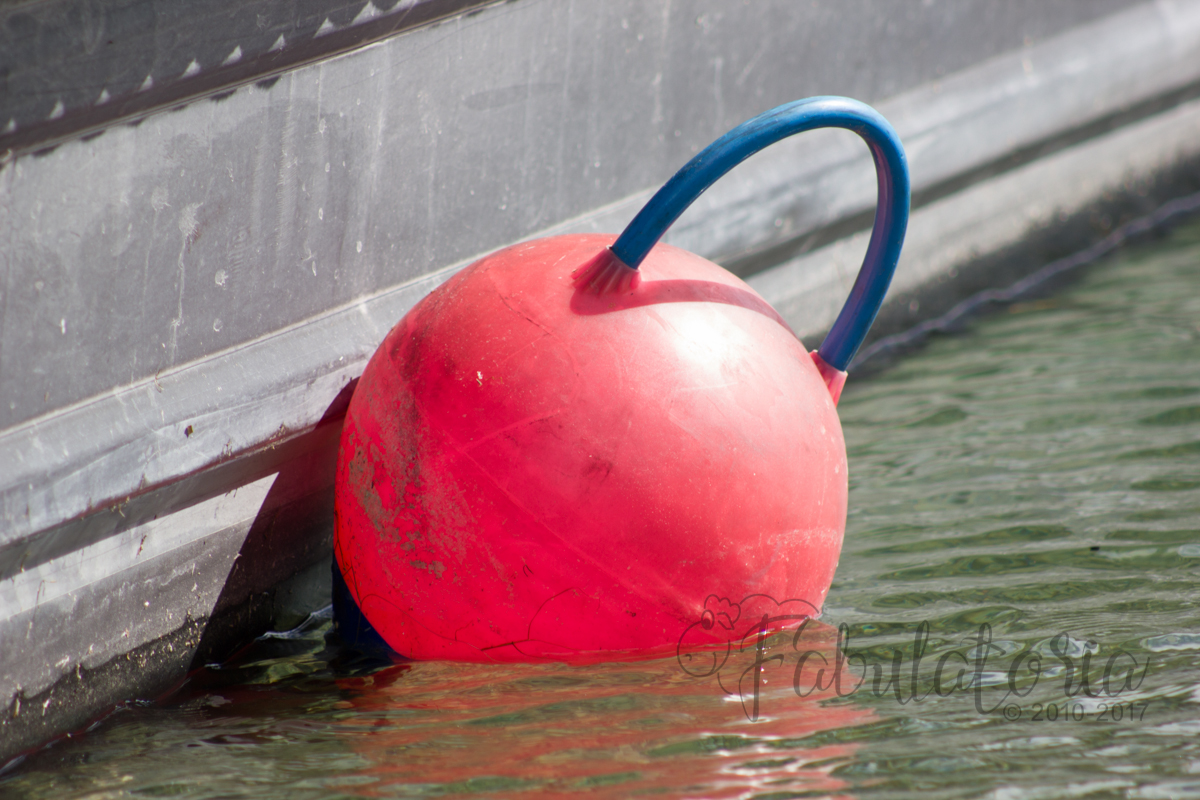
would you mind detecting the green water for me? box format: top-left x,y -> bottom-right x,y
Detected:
6,220 -> 1200,799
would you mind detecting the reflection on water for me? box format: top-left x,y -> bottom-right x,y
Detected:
5,219 -> 1200,798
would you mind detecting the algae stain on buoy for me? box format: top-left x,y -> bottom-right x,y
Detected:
333,97 -> 910,662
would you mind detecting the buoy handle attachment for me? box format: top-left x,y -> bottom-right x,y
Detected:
611,96 -> 910,373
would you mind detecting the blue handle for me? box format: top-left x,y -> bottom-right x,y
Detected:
612,96 -> 910,372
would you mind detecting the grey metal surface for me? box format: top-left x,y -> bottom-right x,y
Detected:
0,0 -> 1140,433
1,470 -> 336,759
4,0 -> 1199,560
0,0 -> 499,158
3,0 -> 1198,765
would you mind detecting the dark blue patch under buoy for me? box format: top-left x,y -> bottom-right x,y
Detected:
331,556 -> 397,657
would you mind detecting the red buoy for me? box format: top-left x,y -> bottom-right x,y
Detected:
333,97 -> 910,662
